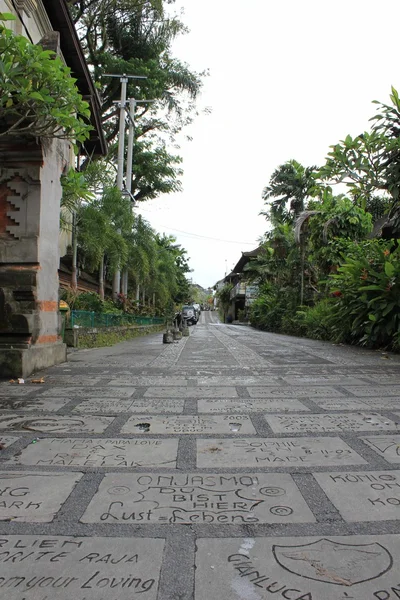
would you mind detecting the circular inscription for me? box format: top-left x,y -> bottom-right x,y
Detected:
107,486 -> 131,496
270,506 -> 293,516
260,487 -> 286,497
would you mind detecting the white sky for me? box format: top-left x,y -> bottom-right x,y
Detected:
136,0 -> 400,289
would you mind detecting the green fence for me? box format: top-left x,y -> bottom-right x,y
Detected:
70,310 -> 164,328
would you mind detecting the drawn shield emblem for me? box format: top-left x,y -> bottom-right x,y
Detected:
272,538 -> 392,586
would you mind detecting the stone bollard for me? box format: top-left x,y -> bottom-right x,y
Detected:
173,329 -> 182,341
163,330 -> 174,344
182,327 -> 190,337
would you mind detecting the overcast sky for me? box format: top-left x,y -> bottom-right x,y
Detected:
135,0 -> 400,289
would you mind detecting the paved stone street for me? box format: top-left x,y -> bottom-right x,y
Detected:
1,312 -> 400,598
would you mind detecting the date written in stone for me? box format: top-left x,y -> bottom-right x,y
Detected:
198,399 -> 309,413
197,437 -> 366,468
81,472 -> 315,524
0,535 -> 163,599
266,413 -> 400,433
121,415 -> 256,434
9,438 -> 178,469
314,470 -> 400,522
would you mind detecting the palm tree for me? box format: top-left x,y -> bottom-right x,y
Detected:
261,160 -> 316,224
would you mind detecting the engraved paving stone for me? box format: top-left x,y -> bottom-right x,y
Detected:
248,386 -> 344,398
343,385 -> 400,397
0,387 -> 37,397
0,472 -> 82,522
195,535 -> 400,600
144,386 -> 238,398
314,470 -> 400,522
362,435 -> 400,463
0,398 -> 70,412
81,472 -> 315,524
73,399 -> 135,413
0,535 -> 163,599
197,437 -> 366,468
121,414 -> 256,434
0,436 -> 19,448
41,387 -> 135,398
127,399 -> 185,414
0,415 -> 114,433
266,413 -> 400,433
10,438 -> 178,468
198,398 -> 309,413
314,398 -> 400,411
107,377 -> 189,386
283,375 -> 367,385
196,376 -> 284,386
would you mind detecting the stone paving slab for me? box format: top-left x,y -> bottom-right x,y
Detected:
195,376 -> 285,386
0,387 -> 37,397
313,398 -> 400,411
0,398 -> 70,411
0,472 -> 82,522
248,386 -> 344,398
197,437 -> 366,468
0,435 -> 19,448
81,472 -> 315,524
10,437 -> 179,468
282,374 -> 368,385
41,387 -> 135,398
144,386 -> 238,398
195,535 -> 400,599
198,398 -> 310,413
0,535 -> 164,599
127,399 -> 185,413
0,414 -> 114,433
106,377 -> 189,386
73,399 -> 135,413
120,414 -> 256,434
361,374 -> 400,384
314,470 -> 400,522
362,435 -> 400,463
42,375 -> 103,385
343,385 -> 400,397
266,412 -> 400,433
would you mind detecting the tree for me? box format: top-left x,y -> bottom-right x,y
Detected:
0,18 -> 91,144
261,160 -> 316,225
319,87 -> 400,233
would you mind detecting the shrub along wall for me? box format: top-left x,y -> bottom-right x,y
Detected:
65,324 -> 164,349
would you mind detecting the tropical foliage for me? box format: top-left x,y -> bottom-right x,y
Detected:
250,88 -> 400,351
0,17 -> 91,144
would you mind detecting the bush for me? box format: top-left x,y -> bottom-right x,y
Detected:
73,292 -> 104,312
294,299 -> 338,341
329,239 -> 400,348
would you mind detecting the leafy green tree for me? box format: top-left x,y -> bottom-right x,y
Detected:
319,87 -> 400,232
261,160 -> 316,224
0,18 -> 91,144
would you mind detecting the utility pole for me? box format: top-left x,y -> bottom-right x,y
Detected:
104,74 -> 146,300
122,97 -> 154,296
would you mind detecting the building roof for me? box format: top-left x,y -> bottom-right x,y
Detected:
42,0 -> 107,156
232,246 -> 264,274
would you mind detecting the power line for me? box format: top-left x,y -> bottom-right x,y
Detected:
136,208 -> 257,245
150,224 -> 256,245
